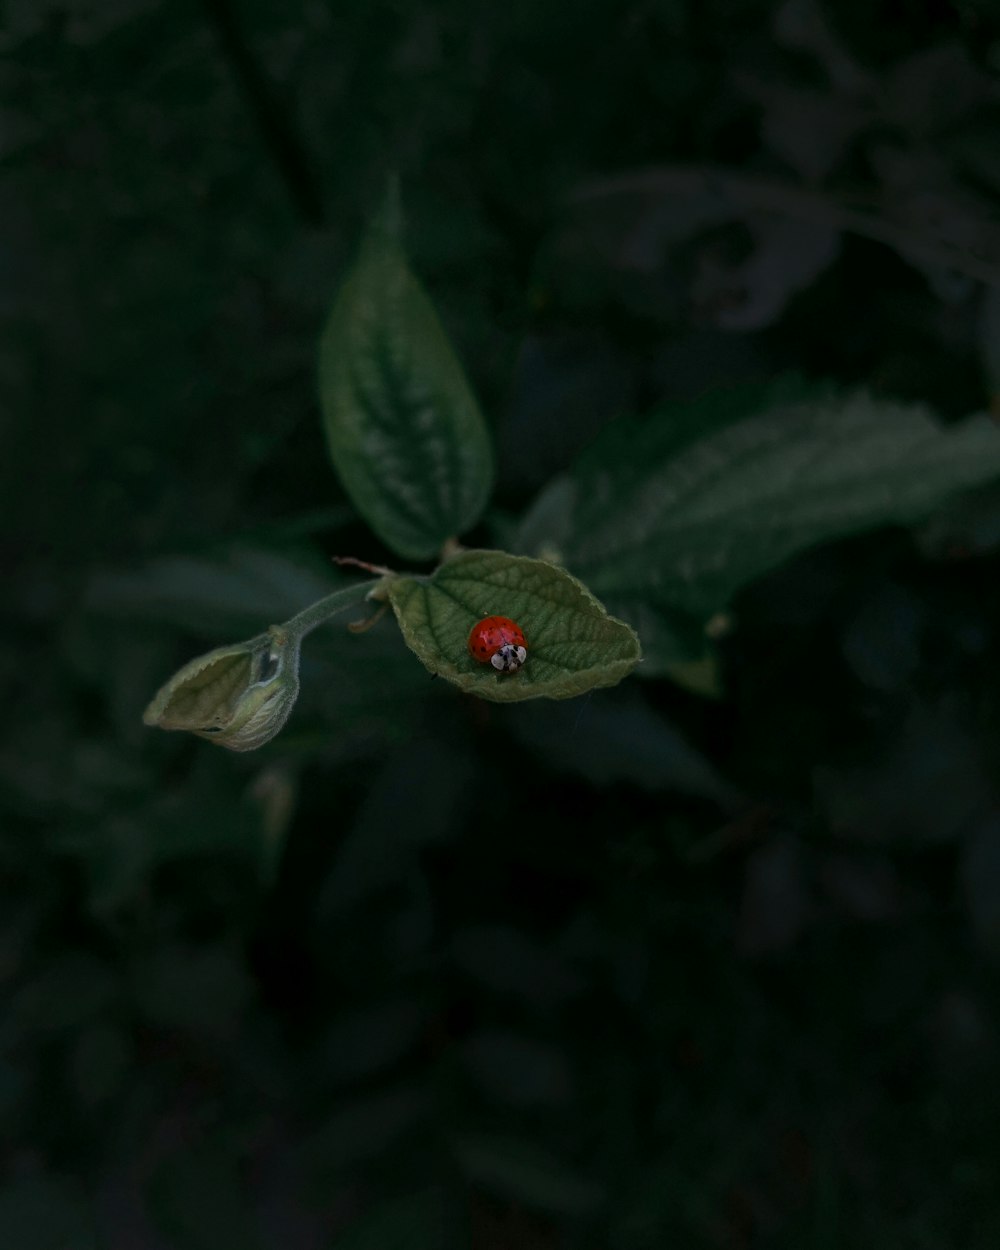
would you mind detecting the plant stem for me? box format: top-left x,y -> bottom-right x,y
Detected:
281,579 -> 383,640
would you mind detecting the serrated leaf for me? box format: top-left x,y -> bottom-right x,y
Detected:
318,188 -> 494,560
386,550 -> 641,703
517,384 -> 1000,665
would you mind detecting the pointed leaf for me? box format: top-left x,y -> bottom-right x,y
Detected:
386,550 -> 641,703
318,189 -> 494,559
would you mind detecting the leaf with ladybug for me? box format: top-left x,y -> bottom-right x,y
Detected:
386,549 -> 641,703
318,182 -> 494,562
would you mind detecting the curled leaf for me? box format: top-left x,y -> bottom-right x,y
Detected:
387,549 -> 641,703
143,626 -> 301,752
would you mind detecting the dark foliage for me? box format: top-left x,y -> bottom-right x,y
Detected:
5,1 -> 1000,1246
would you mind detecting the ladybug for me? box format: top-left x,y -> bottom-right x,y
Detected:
467,615 -> 528,674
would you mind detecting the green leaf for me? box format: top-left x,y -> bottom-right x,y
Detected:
453,1134 -> 600,1216
11,954 -> 118,1036
386,550 -> 641,703
86,546 -> 341,637
308,998 -> 427,1089
459,1030 -> 574,1108
317,740 -> 478,914
504,687 -> 739,803
517,383 -> 1000,669
318,186 -> 494,560
149,1136 -> 266,1250
330,1192 -> 448,1250
298,1083 -> 432,1176
450,925 -> 585,1008
0,1176 -> 95,1250
133,946 -> 253,1040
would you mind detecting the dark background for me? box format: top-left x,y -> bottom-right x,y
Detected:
6,1 -> 1000,1246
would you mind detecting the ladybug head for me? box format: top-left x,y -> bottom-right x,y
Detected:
490,642 -> 527,673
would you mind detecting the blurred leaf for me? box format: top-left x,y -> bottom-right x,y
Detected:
979,286 -> 1000,399
459,1031 -> 574,1108
694,217 -> 840,331
505,686 -> 739,804
961,816 -> 1000,959
299,1083 -> 432,1176
841,583 -> 924,690
0,721 -> 151,821
814,701 -> 993,844
737,837 -> 812,958
819,852 -> 901,923
915,478 -> 1000,558
773,0 -> 872,95
11,954 -> 118,1036
453,1134 -> 600,1216
497,331 -> 634,494
331,1191 -> 449,1250
387,550 -> 641,702
318,740 -> 478,915
248,764 -> 299,886
518,383 -> 1000,663
149,1137 -> 266,1250
70,1022 -> 133,1110
450,925 -> 585,1011
601,597 -> 722,691
133,947 -> 253,1041
51,774 -> 281,917
308,998 -> 428,1090
0,1058 -> 28,1125
87,547 -> 339,637
287,614 -> 435,754
318,186 -> 494,560
880,43 -> 999,136
749,82 -> 866,181
0,1175 -> 95,1250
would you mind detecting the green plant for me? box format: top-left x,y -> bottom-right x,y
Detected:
143,185 -> 643,748
143,184 -> 1000,749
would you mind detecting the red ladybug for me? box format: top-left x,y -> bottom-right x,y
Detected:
467,615 -> 528,674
